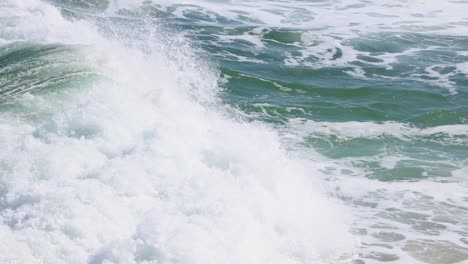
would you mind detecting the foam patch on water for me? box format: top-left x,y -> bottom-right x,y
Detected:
122,0 -> 468,34
138,0 -> 468,93
280,117 -> 468,263
456,62 -> 468,76
330,171 -> 468,264
286,119 -> 468,140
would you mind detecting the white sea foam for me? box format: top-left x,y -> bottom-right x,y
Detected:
286,119 -> 468,140
2,1 -> 468,263
456,62 -> 468,76
127,0 -> 468,35
0,0 -> 101,44
139,0 -> 468,93
281,116 -> 468,263
0,0 -> 356,263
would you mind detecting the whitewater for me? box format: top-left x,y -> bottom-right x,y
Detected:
0,0 -> 468,263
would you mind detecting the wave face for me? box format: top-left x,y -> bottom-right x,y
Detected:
1,0 -> 468,263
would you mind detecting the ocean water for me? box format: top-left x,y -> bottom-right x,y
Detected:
0,0 -> 467,263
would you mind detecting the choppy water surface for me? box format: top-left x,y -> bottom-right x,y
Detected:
0,0 -> 467,263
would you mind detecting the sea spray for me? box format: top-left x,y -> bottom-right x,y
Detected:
0,0 -> 356,263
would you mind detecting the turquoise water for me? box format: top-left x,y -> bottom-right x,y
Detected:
1,0 -> 468,263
